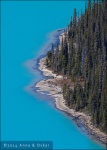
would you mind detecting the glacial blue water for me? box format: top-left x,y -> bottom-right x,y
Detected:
1,1 -> 105,149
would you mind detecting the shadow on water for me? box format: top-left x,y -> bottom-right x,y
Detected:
23,29 -> 64,106
23,29 -> 106,150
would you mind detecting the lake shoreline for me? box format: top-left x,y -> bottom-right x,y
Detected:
35,57 -> 107,148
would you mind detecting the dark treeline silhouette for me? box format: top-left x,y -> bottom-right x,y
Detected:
46,0 -> 107,133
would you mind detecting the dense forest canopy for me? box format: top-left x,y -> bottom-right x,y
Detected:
46,0 -> 107,133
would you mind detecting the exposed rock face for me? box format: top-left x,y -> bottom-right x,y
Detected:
35,57 -> 107,147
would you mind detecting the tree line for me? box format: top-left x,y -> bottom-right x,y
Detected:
46,0 -> 107,133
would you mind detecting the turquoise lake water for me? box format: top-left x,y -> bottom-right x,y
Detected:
1,1 -> 105,149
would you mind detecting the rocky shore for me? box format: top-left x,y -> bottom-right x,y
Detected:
35,57 -> 107,148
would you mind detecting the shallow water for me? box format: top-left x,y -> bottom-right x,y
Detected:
1,1 -> 105,149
